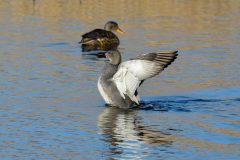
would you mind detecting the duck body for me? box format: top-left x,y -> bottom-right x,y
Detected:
98,50 -> 178,109
80,29 -> 119,50
80,21 -> 123,51
98,63 -> 133,108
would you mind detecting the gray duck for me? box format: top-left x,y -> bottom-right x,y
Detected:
98,50 -> 178,108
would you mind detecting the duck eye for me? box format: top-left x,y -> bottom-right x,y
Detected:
111,25 -> 116,30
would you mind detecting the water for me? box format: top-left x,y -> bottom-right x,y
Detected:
0,0 -> 240,159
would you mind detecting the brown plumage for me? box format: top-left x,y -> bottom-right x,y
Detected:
79,21 -> 123,51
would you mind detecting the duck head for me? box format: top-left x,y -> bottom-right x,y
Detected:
105,50 -> 122,65
104,21 -> 124,34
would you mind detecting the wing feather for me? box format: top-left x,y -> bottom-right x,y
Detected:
113,51 -> 178,104
113,67 -> 127,98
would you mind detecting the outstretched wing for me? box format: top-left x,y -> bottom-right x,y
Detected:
112,51 -> 178,104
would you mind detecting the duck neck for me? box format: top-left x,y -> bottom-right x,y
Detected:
101,63 -> 119,80
104,25 -> 111,31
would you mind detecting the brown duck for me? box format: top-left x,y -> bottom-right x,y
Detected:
79,21 -> 123,51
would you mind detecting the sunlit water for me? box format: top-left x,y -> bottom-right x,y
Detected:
0,0 -> 240,159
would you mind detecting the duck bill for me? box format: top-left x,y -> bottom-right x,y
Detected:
116,28 -> 124,34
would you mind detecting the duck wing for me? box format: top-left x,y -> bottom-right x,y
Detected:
80,29 -> 118,44
112,51 -> 178,104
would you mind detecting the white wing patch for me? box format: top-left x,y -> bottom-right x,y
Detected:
113,60 -> 160,104
113,66 -> 127,99
113,65 -> 141,104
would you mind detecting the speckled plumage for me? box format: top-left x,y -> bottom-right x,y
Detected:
79,21 -> 123,51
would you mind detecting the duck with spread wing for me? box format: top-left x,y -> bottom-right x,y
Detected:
98,50 -> 178,108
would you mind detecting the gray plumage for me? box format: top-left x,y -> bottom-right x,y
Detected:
98,50 -> 178,108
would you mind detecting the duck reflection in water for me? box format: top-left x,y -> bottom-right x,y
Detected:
98,107 -> 174,157
81,49 -> 107,59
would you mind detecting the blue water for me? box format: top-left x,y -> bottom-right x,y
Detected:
0,0 -> 240,160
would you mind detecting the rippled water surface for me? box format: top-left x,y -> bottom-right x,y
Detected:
0,0 -> 240,159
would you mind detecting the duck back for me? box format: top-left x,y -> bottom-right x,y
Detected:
80,29 -> 119,44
